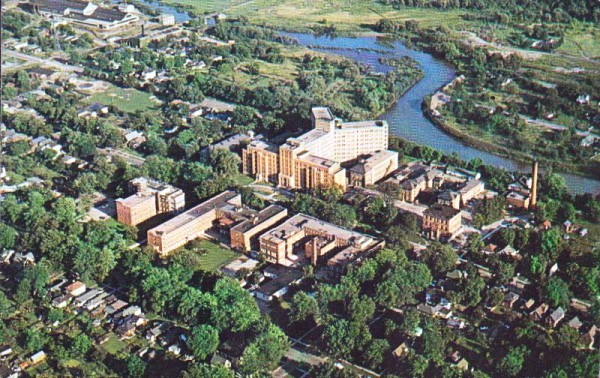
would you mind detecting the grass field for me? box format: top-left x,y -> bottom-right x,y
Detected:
166,0 -> 468,32
100,333 -> 127,355
86,85 -> 161,113
189,239 -> 240,271
557,25 -> 600,59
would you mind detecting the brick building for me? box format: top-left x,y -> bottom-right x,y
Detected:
422,204 -> 462,240
348,150 -> 399,187
243,107 -> 393,190
116,177 -> 185,226
259,213 -> 383,267
230,205 -> 288,252
147,191 -> 241,255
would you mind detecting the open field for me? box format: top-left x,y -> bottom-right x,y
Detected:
85,84 -> 161,113
557,25 -> 600,59
188,239 -> 240,272
166,0 -> 468,32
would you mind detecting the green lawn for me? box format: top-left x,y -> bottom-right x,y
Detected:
232,173 -> 255,187
100,333 -> 127,355
188,239 -> 240,272
86,85 -> 161,113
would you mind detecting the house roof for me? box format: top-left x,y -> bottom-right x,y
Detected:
549,307 -> 565,322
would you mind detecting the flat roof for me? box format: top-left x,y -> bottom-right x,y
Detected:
327,245 -> 362,267
424,204 -> 461,220
116,192 -> 155,207
221,256 -> 260,276
149,191 -> 239,235
298,153 -> 339,169
231,205 -> 287,234
312,107 -> 334,121
339,120 -> 386,129
260,213 -> 377,249
247,139 -> 279,153
256,267 -> 302,296
285,129 -> 328,147
349,150 -> 398,174
459,179 -> 483,193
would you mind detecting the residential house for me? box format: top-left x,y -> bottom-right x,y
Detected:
581,325 -> 597,349
392,341 -> 410,359
546,307 -> 565,328
530,303 -> 549,321
504,292 -> 519,308
123,130 -> 146,148
567,317 -> 582,330
523,298 -> 535,311
541,220 -> 552,230
74,289 -> 101,307
30,351 -> 46,365
146,322 -> 171,343
51,294 -> 70,309
77,103 -> 109,119
210,353 -> 232,369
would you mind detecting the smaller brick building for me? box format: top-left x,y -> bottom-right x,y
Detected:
422,204 -> 462,240
116,177 -> 185,226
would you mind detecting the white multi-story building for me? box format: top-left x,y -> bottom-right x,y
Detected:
243,107 -> 393,190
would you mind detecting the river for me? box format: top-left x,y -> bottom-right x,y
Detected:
132,0 -> 600,194
280,32 -> 600,195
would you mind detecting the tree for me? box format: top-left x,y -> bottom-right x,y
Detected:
141,268 -> 177,314
420,319 -> 446,364
183,364 -> 233,378
177,288 -> 216,325
312,361 -> 355,378
322,319 -> 354,359
0,223 -> 17,250
497,346 -> 528,377
70,334 -> 92,357
400,308 -> 421,336
360,197 -> 398,230
0,291 -> 12,318
73,243 -> 116,282
126,355 -> 147,378
211,277 -> 260,332
188,325 -> 220,361
142,155 -> 180,183
461,274 -> 485,307
364,338 -> 389,369
24,328 -> 48,352
290,291 -> 320,324
545,277 -> 571,307
349,296 -> 376,324
540,228 -> 561,259
240,322 -> 289,375
206,148 -> 241,177
465,233 -> 484,254
424,242 -> 458,275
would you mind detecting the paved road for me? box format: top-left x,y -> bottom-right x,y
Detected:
3,49 -> 84,73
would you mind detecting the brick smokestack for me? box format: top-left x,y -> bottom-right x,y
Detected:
531,160 -> 538,208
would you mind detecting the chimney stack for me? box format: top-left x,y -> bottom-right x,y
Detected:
531,160 -> 538,208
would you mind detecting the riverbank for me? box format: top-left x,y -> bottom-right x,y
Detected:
423,105 -> 600,180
